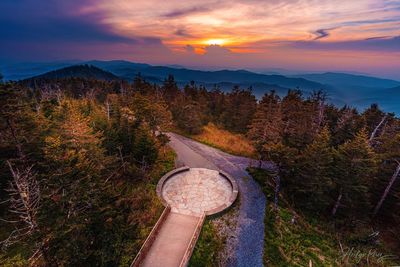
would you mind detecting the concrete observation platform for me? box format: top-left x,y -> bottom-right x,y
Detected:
159,167 -> 238,216
132,167 -> 238,267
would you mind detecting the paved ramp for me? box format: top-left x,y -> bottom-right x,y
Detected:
134,212 -> 204,267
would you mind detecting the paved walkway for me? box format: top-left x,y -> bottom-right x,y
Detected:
167,133 -> 217,170
141,212 -> 200,267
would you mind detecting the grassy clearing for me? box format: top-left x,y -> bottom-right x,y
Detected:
248,168 -> 398,267
191,123 -> 256,158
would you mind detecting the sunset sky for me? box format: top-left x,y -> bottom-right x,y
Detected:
1,0 -> 400,79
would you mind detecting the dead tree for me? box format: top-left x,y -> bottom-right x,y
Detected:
55,87 -> 64,105
311,90 -> 326,133
273,175 -> 281,211
369,115 -> 387,145
6,119 -> 25,160
1,161 -> 40,249
331,188 -> 343,216
373,161 -> 400,217
105,99 -> 111,121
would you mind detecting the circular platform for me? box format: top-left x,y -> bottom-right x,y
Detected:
157,167 -> 238,216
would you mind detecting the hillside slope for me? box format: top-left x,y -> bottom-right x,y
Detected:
248,168 -> 399,267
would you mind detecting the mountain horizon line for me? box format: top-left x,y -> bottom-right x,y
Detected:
1,59 -> 400,82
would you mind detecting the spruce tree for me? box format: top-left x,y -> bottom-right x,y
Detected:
220,86 -> 257,133
371,130 -> 400,219
281,90 -> 316,148
295,127 -> 335,214
161,75 -> 180,103
248,91 -> 283,165
42,101 -> 119,265
332,130 -> 378,221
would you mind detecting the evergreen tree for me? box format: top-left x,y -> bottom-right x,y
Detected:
42,101 -> 123,265
295,127 -> 335,214
248,91 -> 283,165
133,73 -> 155,95
161,75 -> 180,103
175,101 -> 204,134
281,90 -> 316,148
264,141 -> 298,179
331,130 -> 378,222
207,86 -> 225,123
362,104 -> 386,135
220,86 -> 256,133
371,129 -> 400,220
129,93 -> 172,134
332,106 -> 364,146
308,90 -> 328,133
132,125 -> 159,168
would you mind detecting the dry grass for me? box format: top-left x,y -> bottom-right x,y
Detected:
192,123 -> 256,158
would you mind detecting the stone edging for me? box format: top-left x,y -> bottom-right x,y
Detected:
156,166 -> 239,216
156,166 -> 190,206
205,170 -> 239,215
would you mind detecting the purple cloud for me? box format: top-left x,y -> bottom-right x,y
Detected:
293,36 -> 400,52
313,28 -> 336,40
0,0 -> 168,61
174,29 -> 193,37
163,6 -> 211,18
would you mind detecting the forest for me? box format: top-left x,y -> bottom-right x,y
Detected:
0,72 -> 399,266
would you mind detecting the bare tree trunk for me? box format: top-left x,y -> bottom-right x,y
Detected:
331,188 -> 342,216
274,175 -> 280,211
55,88 -> 64,105
369,115 -> 387,144
317,99 -> 325,131
105,100 -> 110,121
40,243 -> 52,267
117,146 -> 125,172
120,81 -> 125,96
373,162 -> 400,217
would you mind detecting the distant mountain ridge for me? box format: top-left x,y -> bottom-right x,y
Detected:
20,60 -> 328,98
3,60 -> 400,114
25,65 -> 120,81
292,72 -> 400,88
80,60 -> 326,93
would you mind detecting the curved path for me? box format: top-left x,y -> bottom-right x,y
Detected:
167,133 -> 268,267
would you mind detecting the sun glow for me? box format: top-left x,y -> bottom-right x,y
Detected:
205,39 -> 226,46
